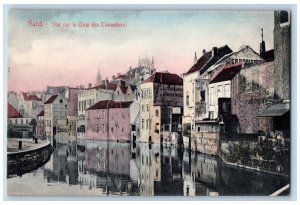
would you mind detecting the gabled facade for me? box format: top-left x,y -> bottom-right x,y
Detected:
183,45 -> 233,136
19,92 -> 43,118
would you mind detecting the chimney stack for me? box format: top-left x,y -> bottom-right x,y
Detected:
202,49 -> 206,55
212,47 -> 217,56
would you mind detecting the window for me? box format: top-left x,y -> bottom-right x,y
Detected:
142,105 -> 145,112
9,120 -> 12,125
146,119 -> 149,129
209,111 -> 214,119
186,95 -> 189,106
15,119 -> 17,124
26,119 -> 29,124
97,124 -> 99,133
111,127 -> 113,132
103,124 -> 105,132
217,85 -> 223,97
225,84 -> 230,97
21,119 -> 23,124
192,83 -> 195,102
146,104 -> 149,112
155,109 -> 159,117
60,99 -> 63,103
32,102 -> 37,109
200,91 -> 205,101
210,87 -> 215,105
60,104 -> 64,109
197,126 -> 200,132
142,119 -> 144,129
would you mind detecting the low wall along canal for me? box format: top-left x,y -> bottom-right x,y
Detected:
7,141 -> 54,176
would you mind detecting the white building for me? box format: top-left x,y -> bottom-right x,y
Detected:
44,94 -> 68,137
183,45 -> 233,135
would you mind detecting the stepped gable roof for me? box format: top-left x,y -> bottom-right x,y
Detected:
37,110 -> 44,116
186,45 -> 233,75
143,72 -> 183,85
22,92 -> 42,101
87,100 -> 133,110
210,63 -> 242,84
44,95 -> 58,104
8,103 -> 22,118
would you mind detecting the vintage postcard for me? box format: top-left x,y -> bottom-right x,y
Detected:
6,8 -> 291,197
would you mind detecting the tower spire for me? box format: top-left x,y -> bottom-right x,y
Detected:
96,68 -> 102,86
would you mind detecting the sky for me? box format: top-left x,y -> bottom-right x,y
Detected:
8,10 -> 274,92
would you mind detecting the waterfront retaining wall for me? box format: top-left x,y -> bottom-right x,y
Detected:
7,142 -> 54,176
219,134 -> 290,176
191,132 -> 219,155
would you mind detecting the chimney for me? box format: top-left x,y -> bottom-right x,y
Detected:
260,28 -> 266,55
212,47 -> 218,56
88,83 -> 92,89
194,52 -> 197,64
202,49 -> 206,55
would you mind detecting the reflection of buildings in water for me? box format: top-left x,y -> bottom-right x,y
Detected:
182,150 -> 195,196
136,143 -> 161,196
44,142 -> 68,183
80,141 -> 138,195
190,152 -> 219,195
157,145 -> 183,195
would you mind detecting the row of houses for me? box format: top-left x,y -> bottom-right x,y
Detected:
8,11 -> 290,150
182,10 -> 290,153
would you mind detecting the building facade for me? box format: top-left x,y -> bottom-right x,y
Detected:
139,72 -> 183,144
85,100 -> 133,142
182,45 -> 233,137
44,94 -> 68,137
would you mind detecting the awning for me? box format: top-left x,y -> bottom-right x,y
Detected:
258,102 -> 290,117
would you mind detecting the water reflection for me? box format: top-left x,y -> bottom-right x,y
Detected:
7,138 -> 289,196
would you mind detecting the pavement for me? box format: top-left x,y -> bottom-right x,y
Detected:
7,138 -> 49,153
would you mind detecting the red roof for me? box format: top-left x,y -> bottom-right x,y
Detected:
87,100 -> 133,110
186,45 -> 233,75
210,63 -> 242,84
37,110 -> 44,116
143,72 -> 183,85
22,92 -> 42,101
44,95 -> 58,104
119,86 -> 128,94
8,103 -> 22,118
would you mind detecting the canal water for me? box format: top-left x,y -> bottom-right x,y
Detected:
7,137 -> 289,196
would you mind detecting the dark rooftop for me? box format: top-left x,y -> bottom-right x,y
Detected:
210,63 -> 242,84
143,72 -> 183,85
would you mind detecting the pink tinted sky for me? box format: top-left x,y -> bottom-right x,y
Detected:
8,10 -> 274,92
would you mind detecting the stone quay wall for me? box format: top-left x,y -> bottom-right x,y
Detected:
219,133 -> 290,176
7,142 -> 54,176
191,131 -> 219,155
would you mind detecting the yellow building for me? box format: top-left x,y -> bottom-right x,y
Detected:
139,72 -> 183,144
